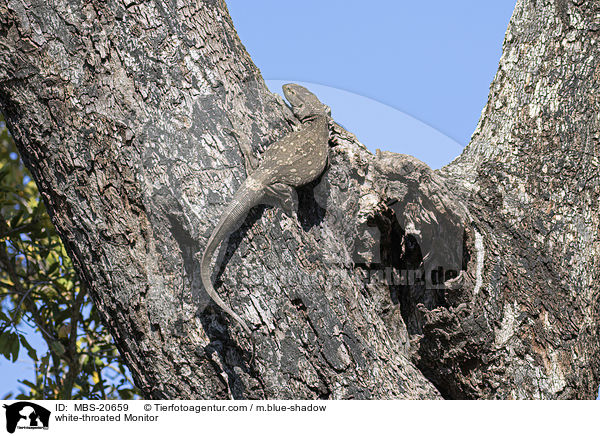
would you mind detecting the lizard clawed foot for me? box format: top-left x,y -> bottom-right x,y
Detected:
264,183 -> 298,218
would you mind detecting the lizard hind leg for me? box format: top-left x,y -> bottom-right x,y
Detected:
264,183 -> 298,218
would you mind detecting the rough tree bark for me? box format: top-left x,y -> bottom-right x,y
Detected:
0,0 -> 598,399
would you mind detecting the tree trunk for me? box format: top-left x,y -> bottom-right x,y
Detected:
0,0 -> 597,399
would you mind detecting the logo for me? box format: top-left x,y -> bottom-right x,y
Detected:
3,402 -> 50,434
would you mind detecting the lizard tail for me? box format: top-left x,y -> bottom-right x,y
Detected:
200,178 -> 264,354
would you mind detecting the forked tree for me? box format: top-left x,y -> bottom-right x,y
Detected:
0,0 -> 598,398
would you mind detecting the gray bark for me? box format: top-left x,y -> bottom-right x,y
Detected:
0,0 -> 597,399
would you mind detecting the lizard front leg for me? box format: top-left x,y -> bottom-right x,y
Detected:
223,127 -> 259,173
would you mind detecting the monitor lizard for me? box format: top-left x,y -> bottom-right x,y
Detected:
199,84 -> 331,360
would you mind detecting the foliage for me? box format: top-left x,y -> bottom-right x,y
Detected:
0,113 -> 138,399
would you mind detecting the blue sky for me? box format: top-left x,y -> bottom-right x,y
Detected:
2,2 -> 518,396
227,1 -> 516,167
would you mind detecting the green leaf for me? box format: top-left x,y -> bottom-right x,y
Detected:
9,209 -> 24,229
19,335 -> 38,361
10,334 -> 20,362
50,341 -> 65,356
0,165 -> 10,182
47,259 -> 60,276
118,389 -> 135,400
55,307 -> 73,325
19,379 -> 37,390
0,332 -> 11,358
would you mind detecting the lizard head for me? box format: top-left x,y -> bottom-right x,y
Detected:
282,83 -> 331,121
